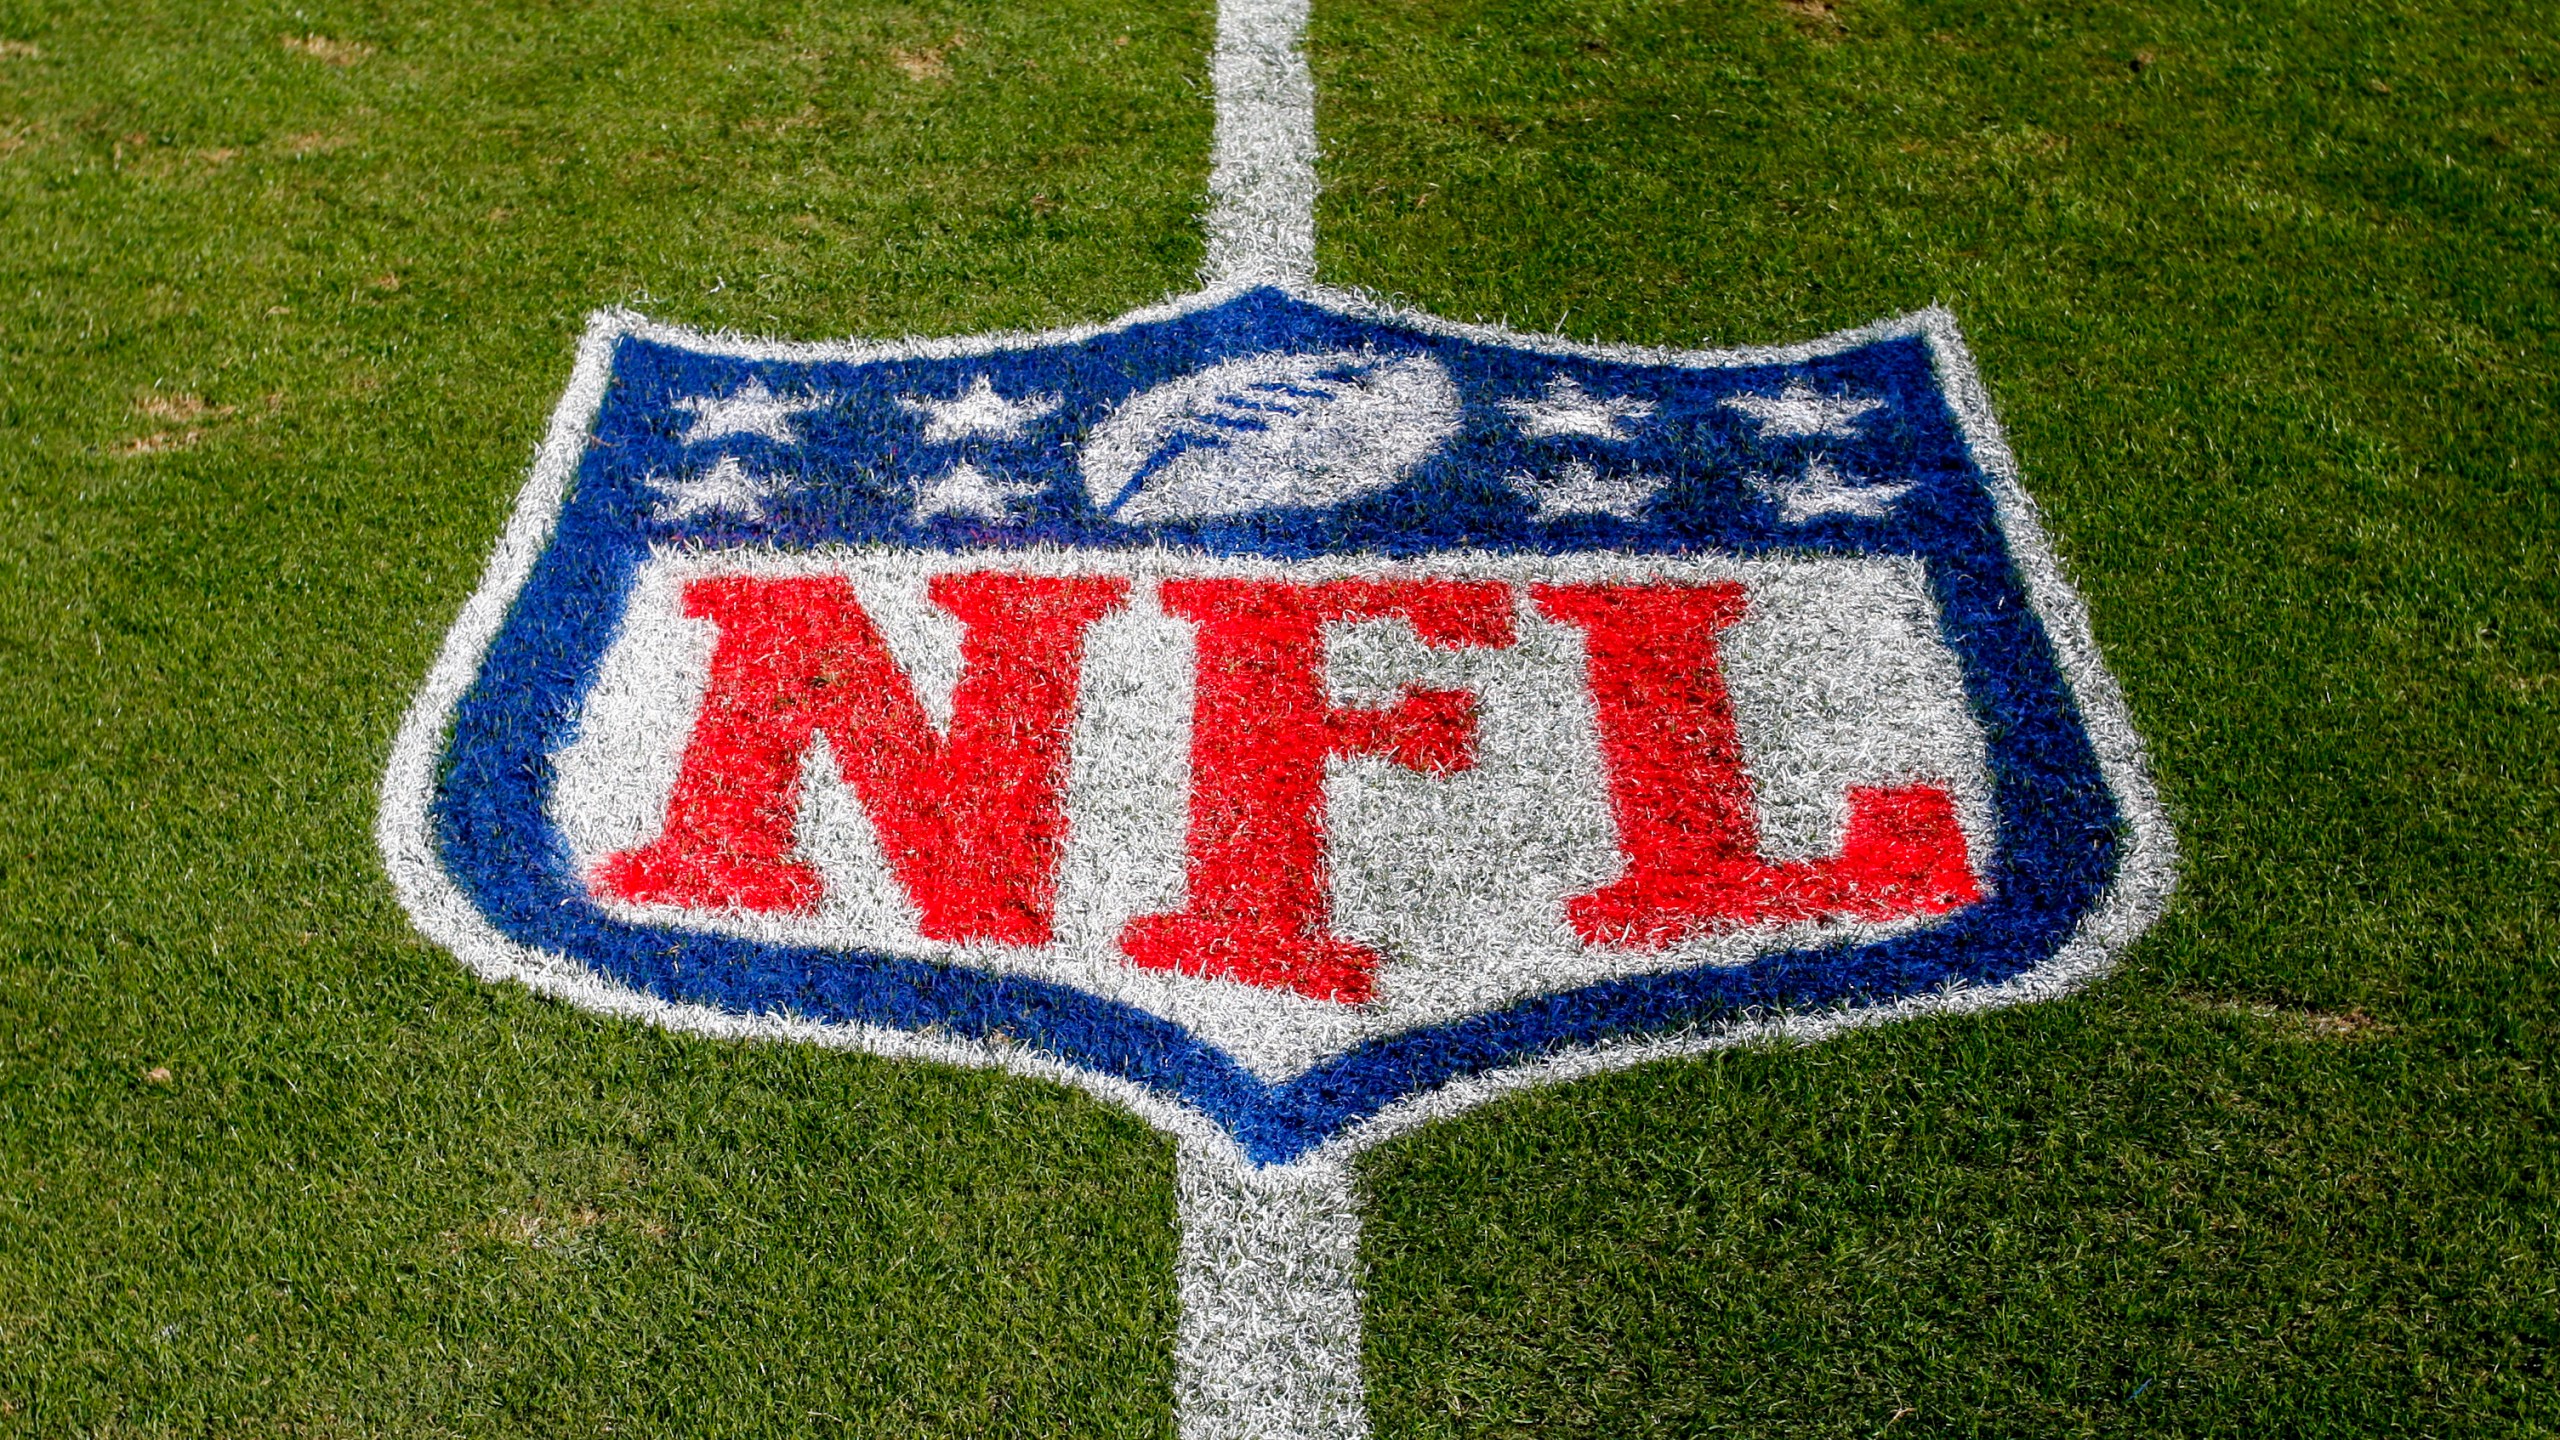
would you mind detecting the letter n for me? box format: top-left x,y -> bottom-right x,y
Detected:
596,572 -> 1128,944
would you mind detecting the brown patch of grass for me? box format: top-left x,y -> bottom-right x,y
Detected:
143,1066 -> 173,1085
2197,996 -> 2391,1039
136,393 -> 235,425
118,392 -> 239,456
280,131 -> 353,158
2290,1007 -> 2386,1038
1780,0 -> 1846,36
741,103 -> 823,136
117,430 -> 202,456
0,40 -> 40,59
282,34 -> 374,66
889,30 -> 964,81
125,143 -> 243,180
485,1203 -> 605,1250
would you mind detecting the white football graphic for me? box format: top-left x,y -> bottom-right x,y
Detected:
1081,349 -> 1462,523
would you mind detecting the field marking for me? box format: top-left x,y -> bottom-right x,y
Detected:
378,8 -> 2173,1431
1177,1150 -> 1369,1440
380,305 -> 2174,1440
1202,0 -> 1316,287
378,291 -> 2176,1170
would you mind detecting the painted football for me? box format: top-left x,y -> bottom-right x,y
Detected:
1080,348 -> 1462,523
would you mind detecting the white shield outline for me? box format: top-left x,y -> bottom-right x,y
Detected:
378,281 -> 2175,1171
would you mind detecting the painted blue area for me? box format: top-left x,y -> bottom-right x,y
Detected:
433,289 -> 2122,1164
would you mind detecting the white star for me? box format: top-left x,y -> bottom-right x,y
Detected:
1498,376 -> 1655,440
1752,458 -> 1911,523
1721,380 -> 1885,439
672,376 -> 827,445
645,455 -> 796,522
912,461 -> 1039,522
1511,460 -> 1667,521
898,376 -> 1062,443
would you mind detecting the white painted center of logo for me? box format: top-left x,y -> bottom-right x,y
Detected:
552,548 -> 1994,1079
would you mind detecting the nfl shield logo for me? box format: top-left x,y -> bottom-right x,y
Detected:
377,12 -> 2176,1426
380,284 -> 2171,1167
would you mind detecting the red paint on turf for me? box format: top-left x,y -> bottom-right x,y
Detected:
597,572 -> 1128,943
601,571 -> 1980,994
1533,582 -> 1980,949
1120,578 -> 1516,1003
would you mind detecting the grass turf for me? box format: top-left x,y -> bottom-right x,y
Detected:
0,0 -> 2553,1434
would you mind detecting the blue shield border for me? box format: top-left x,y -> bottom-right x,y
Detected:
378,285 -> 2174,1166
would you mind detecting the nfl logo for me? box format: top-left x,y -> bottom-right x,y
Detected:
385,284 -> 2164,1157
373,6 -> 2173,1435
380,281 -> 2170,1437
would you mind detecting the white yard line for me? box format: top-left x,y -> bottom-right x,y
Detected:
1202,0 -> 1318,288
1177,1150 -> 1371,1440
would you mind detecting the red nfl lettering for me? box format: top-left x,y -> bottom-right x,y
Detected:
594,565 -> 1986,988
596,571 -> 1128,942
1533,582 -> 1982,948
1119,578 -> 1516,1004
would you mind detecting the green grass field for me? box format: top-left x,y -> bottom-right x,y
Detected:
2,0 -> 2554,1433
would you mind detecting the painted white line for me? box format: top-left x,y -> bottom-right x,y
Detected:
1202,0 -> 1317,288
1177,1145 -> 1369,1440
